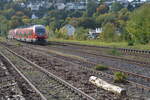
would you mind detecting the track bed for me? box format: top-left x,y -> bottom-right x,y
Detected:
1,41 -> 150,99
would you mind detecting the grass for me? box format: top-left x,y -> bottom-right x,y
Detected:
108,47 -> 122,56
0,37 -> 6,42
49,38 -> 150,50
95,65 -> 108,71
114,72 -> 127,83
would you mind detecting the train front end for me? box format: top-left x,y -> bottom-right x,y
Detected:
34,25 -> 48,43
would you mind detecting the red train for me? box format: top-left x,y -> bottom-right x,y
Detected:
8,25 -> 48,43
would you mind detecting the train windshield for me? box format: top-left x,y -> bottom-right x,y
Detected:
35,27 -> 46,35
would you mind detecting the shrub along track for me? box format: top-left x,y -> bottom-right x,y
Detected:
0,46 -> 97,100
2,42 -> 150,99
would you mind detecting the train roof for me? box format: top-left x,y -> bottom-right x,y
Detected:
33,25 -> 45,28
15,24 -> 45,29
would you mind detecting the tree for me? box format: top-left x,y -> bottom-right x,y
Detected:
47,10 -> 67,20
50,20 -> 62,31
118,8 -> 130,21
127,3 -> 134,11
96,4 -> 109,15
68,11 -> 83,18
74,27 -> 88,40
67,17 -> 79,27
86,0 -> 98,17
111,2 -> 123,12
78,17 -> 96,29
99,0 -> 106,4
10,15 -> 23,28
15,11 -> 24,17
22,18 -> 31,25
126,4 -> 150,44
31,19 -> 47,25
0,15 -> 9,36
101,23 -> 117,42
2,8 -> 15,19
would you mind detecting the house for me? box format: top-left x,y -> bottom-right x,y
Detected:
65,2 -> 86,10
105,0 -> 129,8
55,3 -> 66,10
63,24 -> 75,36
65,3 -> 74,10
88,28 -> 102,39
31,13 -> 38,19
20,3 -> 25,8
44,2 -> 53,8
130,0 -> 146,7
27,3 -> 40,11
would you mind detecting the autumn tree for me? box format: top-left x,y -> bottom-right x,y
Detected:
111,2 -> 123,12
101,23 -> 117,42
126,4 -> 150,44
96,4 -> 109,15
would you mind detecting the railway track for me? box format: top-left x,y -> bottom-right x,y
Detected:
3,42 -> 150,99
3,42 -> 150,86
47,45 -> 150,68
37,44 -> 150,77
0,43 -> 125,99
0,54 -> 43,100
0,60 -> 24,100
26,46 -> 150,89
0,46 -> 95,100
2,42 -> 148,99
2,41 -> 150,99
49,41 -> 150,55
26,43 -> 150,78
4,41 -> 150,87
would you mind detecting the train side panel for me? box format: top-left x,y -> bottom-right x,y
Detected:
8,25 -> 48,44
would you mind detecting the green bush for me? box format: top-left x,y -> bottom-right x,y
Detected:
128,40 -> 134,46
114,72 -> 127,83
109,47 -> 122,56
126,4 -> 150,45
95,65 -> 108,71
16,43 -> 22,46
74,27 -> 88,40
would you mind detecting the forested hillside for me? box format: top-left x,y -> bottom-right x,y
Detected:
0,0 -> 149,45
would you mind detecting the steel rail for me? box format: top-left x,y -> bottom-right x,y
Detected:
49,41 -> 150,54
26,46 -> 150,84
27,46 -> 150,90
21,46 -> 150,91
49,46 -> 150,68
0,51 -> 47,100
3,46 -> 95,100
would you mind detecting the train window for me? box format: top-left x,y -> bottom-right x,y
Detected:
35,27 -> 46,35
